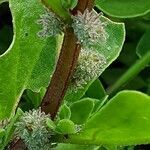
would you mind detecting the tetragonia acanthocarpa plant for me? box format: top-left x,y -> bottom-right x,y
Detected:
0,0 -> 133,149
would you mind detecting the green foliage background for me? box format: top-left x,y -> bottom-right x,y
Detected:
0,0 -> 150,149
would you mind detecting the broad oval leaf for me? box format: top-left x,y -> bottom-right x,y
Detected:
69,91 -> 150,146
53,144 -> 99,150
95,0 -> 150,18
64,16 -> 125,102
70,98 -> 94,124
0,0 -> 60,120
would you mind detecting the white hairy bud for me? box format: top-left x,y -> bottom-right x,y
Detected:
37,10 -> 63,38
72,9 -> 107,47
69,48 -> 106,91
15,108 -> 52,150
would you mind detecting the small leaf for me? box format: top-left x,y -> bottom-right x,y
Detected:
53,144 -> 99,150
85,79 -> 106,100
59,104 -> 71,120
70,98 -> 94,124
95,0 -> 150,18
56,119 -> 76,134
69,91 -> 150,146
25,88 -> 46,108
46,118 -> 56,130
0,129 -> 5,147
0,129 -> 5,138
0,108 -> 23,149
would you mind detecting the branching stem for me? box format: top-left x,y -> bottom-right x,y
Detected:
41,0 -> 95,120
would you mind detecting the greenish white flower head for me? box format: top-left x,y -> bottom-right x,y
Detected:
70,48 -> 106,91
15,108 -> 52,150
37,10 -> 63,38
72,9 -> 107,47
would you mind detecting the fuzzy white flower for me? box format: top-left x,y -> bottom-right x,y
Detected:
37,11 -> 63,38
72,9 -> 107,46
69,48 -> 106,91
15,108 -> 52,150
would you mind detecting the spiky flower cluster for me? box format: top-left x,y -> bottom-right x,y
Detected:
72,9 -> 107,47
15,108 -> 52,150
69,48 -> 106,91
37,10 -> 63,38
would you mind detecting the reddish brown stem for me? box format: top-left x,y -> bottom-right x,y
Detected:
41,0 -> 95,120
9,138 -> 26,150
41,27 -> 80,118
41,0 -> 95,119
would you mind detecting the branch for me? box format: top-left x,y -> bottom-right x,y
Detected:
41,0 -> 95,120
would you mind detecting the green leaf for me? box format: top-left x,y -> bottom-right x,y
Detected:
0,129 -> 5,145
69,91 -> 150,146
85,79 -> 106,100
59,104 -> 71,120
56,119 -> 76,134
0,108 -> 23,149
53,144 -> 99,150
0,129 -> 5,138
0,0 -> 60,120
46,118 -> 56,130
0,0 -> 7,4
70,98 -> 94,124
136,30 -> 150,59
64,16 -> 125,102
24,88 -> 46,108
61,0 -> 78,10
95,0 -> 150,18
41,0 -> 71,21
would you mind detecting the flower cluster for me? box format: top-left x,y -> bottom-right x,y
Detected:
69,48 -> 106,91
37,8 -> 108,91
37,10 -> 63,38
15,108 -> 52,150
72,9 -> 107,47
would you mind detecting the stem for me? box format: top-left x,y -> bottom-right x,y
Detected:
10,1 -> 95,149
41,27 -> 80,119
107,51 -> 150,95
41,0 -> 95,120
9,139 -> 26,150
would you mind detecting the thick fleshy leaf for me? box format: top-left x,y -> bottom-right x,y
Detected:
0,0 -> 59,119
64,16 -> 125,102
56,119 -> 76,134
85,79 -> 106,100
69,91 -> 150,146
53,144 -> 99,150
70,98 -> 94,124
59,104 -> 71,120
95,0 -> 150,18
